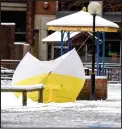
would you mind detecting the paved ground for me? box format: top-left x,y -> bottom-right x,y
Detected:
1,80 -> 121,128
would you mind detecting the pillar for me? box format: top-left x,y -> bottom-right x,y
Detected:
26,1 -> 34,46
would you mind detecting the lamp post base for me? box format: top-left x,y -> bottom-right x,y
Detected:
90,73 -> 95,100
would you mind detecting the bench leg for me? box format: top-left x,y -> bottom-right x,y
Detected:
22,91 -> 27,106
38,89 -> 43,103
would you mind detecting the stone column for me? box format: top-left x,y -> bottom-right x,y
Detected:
26,1 -> 34,46
34,1 -> 56,60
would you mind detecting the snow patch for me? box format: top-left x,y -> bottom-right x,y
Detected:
85,76 -> 107,79
1,23 -> 15,25
14,42 -> 29,45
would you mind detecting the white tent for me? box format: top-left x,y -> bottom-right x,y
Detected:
42,31 -> 101,43
12,48 -> 85,103
42,31 -> 80,42
47,11 -> 119,32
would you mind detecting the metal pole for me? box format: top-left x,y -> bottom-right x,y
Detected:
85,45 -> 88,62
51,44 -> 54,60
60,31 -> 64,56
119,41 -> 121,63
91,14 -> 96,100
67,31 -> 70,52
0,0 -> 1,24
96,32 -> 100,76
102,32 -> 105,76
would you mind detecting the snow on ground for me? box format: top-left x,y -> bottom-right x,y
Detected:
1,80 -> 121,128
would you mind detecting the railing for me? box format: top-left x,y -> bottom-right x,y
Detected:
83,63 -> 121,83
1,60 -> 20,80
105,66 -> 121,83
1,59 -> 21,70
1,68 -> 14,80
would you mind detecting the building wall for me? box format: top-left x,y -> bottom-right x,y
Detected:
34,1 -> 56,60
0,24 -> 15,60
1,2 -> 27,11
35,1 -> 56,15
1,1 -> 56,61
1,2 -> 27,43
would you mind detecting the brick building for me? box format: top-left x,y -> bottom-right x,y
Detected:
1,1 -> 56,60
1,0 -> 121,63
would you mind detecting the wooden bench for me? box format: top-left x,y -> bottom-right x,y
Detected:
1,84 -> 44,106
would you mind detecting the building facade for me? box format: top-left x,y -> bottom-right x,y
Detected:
56,0 -> 121,63
1,0 -> 121,63
1,1 -> 56,60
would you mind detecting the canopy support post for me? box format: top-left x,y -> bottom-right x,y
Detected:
67,31 -> 70,52
102,32 -> 106,76
120,41 -> 121,63
60,30 -> 64,55
51,44 -> 54,60
96,32 -> 100,76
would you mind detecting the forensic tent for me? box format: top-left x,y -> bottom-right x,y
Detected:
12,48 -> 85,103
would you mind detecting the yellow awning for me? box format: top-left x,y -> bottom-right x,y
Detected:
48,26 -> 118,32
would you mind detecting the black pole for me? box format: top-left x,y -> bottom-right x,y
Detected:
91,14 -> 96,100
0,1 -> 1,128
0,0 -> 1,24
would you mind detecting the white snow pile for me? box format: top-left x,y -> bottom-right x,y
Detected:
1,67 -> 14,74
1,70 -> 14,74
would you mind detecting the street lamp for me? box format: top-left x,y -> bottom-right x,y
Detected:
88,2 -> 102,100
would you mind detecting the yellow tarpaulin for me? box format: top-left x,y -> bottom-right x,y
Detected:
12,49 -> 85,103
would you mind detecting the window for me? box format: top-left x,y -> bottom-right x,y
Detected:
1,11 -> 26,42
54,46 -> 68,59
105,41 -> 120,57
99,40 -> 120,63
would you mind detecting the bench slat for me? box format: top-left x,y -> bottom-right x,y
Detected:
1,84 -> 44,92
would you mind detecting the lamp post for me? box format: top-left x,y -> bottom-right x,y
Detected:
88,2 -> 102,100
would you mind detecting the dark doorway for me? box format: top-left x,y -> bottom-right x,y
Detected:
1,11 -> 26,42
